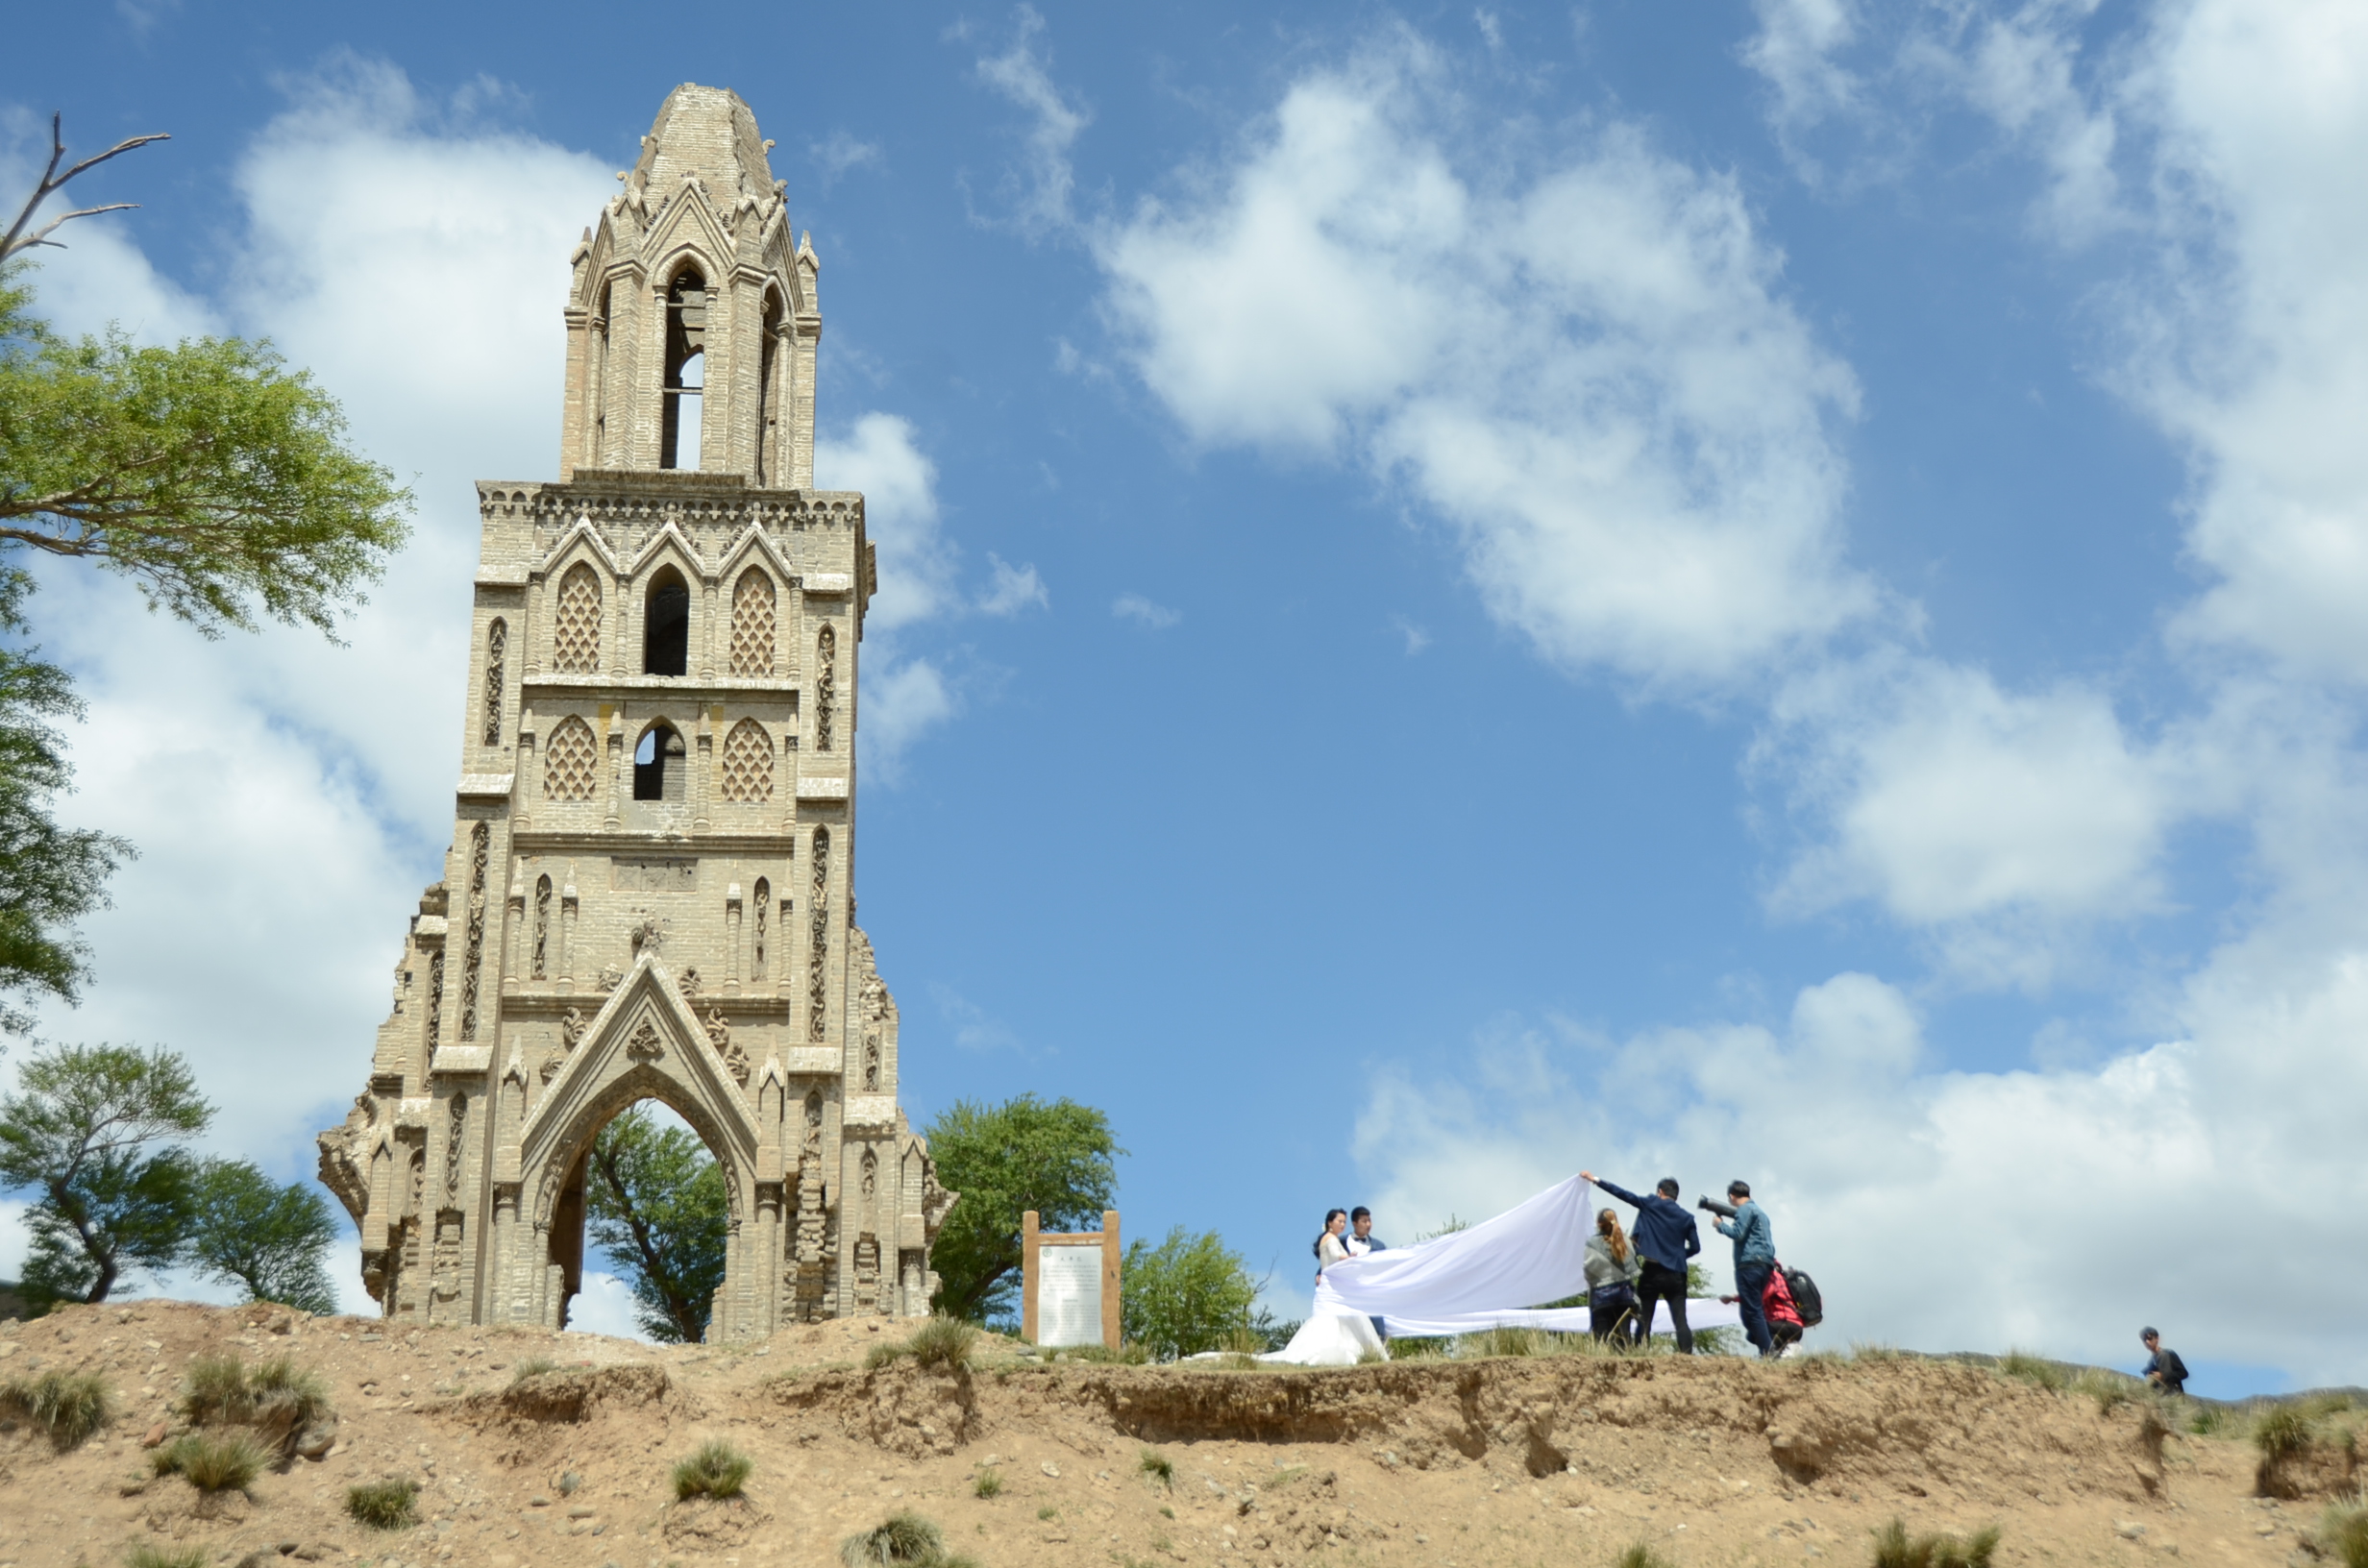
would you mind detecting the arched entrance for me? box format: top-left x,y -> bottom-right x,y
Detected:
549,1095 -> 732,1339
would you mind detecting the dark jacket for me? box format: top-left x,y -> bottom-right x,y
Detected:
2144,1348 -> 2187,1394
1593,1179 -> 1702,1275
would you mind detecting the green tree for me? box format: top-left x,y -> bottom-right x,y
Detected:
0,1042 -> 210,1306
582,1105 -> 728,1343
188,1158 -> 337,1314
1121,1226 -> 1262,1360
0,118 -> 410,1030
922,1093 -> 1122,1327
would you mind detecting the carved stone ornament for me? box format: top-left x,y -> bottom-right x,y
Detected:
626,1017 -> 665,1063
629,917 -> 664,957
705,1006 -> 749,1086
597,965 -> 624,992
678,966 -> 703,999
560,1007 -> 586,1050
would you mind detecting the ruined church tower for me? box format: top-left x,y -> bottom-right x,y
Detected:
318,85 -> 952,1338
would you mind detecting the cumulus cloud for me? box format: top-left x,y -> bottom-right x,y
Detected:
979,554 -> 1048,617
819,412 -> 955,633
1111,593 -> 1180,629
974,5 -> 1091,236
809,129 -> 884,187
1097,45 -> 1877,693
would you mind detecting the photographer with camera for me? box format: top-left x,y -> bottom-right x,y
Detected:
1581,1171 -> 1702,1353
1699,1182 -> 1778,1359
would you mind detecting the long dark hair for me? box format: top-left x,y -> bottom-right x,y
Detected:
1312,1208 -> 1346,1259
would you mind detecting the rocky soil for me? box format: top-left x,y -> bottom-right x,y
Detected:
0,1300 -> 2354,1568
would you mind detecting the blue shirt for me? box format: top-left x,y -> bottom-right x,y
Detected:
1715,1200 -> 1775,1266
1592,1180 -> 1702,1274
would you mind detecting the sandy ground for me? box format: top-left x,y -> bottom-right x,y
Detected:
0,1300 -> 2350,1568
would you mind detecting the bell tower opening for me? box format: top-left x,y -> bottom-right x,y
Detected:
632,723 -> 686,801
643,566 -> 690,675
660,265 -> 707,470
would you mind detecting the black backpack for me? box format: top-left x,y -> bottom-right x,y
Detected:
1780,1264 -> 1824,1328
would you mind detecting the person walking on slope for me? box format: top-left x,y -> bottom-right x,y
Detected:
1581,1171 -> 1702,1353
1706,1180 -> 1778,1358
1585,1208 -> 1645,1346
1722,1263 -> 1803,1357
2141,1328 -> 2187,1395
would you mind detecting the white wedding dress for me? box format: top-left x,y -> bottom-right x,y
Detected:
1261,1176 -> 1742,1365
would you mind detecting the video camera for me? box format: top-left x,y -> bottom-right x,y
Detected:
1695,1194 -> 1738,1219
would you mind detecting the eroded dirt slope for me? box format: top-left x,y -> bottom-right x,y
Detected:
0,1301 -> 2345,1568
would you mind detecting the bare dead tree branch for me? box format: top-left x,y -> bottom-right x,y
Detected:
1,112 -> 170,265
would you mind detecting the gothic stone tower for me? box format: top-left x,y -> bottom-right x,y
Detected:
318,85 -> 953,1339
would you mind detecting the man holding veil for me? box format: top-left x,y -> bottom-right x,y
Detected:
1582,1170 -> 1701,1353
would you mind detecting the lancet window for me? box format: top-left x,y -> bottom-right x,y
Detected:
553,563 -> 602,673
543,717 -> 599,801
730,569 -> 775,675
720,719 -> 773,802
643,566 -> 690,676
660,265 -> 707,470
755,290 -> 782,485
633,723 -> 686,802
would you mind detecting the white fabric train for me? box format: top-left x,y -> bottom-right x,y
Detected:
1260,1174 -> 1745,1366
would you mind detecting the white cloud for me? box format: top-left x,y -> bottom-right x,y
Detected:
1111,593 -> 1180,629
978,554 -> 1048,617
1097,45 -> 1878,693
809,130 -> 884,186
1741,0 -> 1864,153
858,656 -> 958,784
1764,654 -> 2175,978
974,5 -> 1092,237
564,1271 -> 656,1341
818,411 -> 954,634
1354,955 -> 2368,1383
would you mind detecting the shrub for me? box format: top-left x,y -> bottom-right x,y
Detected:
841,1509 -> 944,1565
1121,1226 -> 1263,1360
1,1368 -> 115,1449
1998,1350 -> 2067,1390
125,1546 -> 208,1568
153,1430 -> 268,1492
2313,1498 -> 2368,1568
907,1316 -> 978,1371
674,1438 -> 753,1501
1869,1517 -> 2002,1568
2255,1406 -> 2312,1459
1616,1544 -> 1677,1568
346,1477 -> 421,1530
972,1466 -> 1002,1499
1140,1448 -> 1173,1486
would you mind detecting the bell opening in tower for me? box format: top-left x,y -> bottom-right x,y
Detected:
660,265 -> 707,470
633,723 -> 686,801
644,567 -> 690,675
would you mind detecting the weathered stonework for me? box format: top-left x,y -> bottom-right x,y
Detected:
318,85 -> 954,1339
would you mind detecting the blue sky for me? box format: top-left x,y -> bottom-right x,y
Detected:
6,1 -> 2365,1393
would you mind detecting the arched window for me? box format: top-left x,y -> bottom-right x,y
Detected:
720,718 -> 773,801
660,265 -> 707,470
543,716 -> 599,800
591,282 -> 612,458
481,618 -> 507,746
755,289 -> 782,485
643,566 -> 689,676
729,568 -> 775,676
553,563 -> 602,673
633,723 -> 686,802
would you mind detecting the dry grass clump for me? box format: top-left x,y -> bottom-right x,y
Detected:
1869,1517 -> 2002,1568
125,1546 -> 209,1568
868,1317 -> 978,1372
972,1465 -> 1002,1499
839,1508 -> 979,1566
509,1355 -> 559,1383
2312,1495 -> 2368,1568
1044,1340 -> 1149,1365
1616,1543 -> 1678,1568
1999,1350 -> 2068,1390
151,1431 -> 269,1493
1140,1448 -> 1174,1486
2070,1367 -> 2143,1413
345,1477 -> 421,1530
2256,1406 -> 2313,1459
176,1352 -> 331,1449
1,1367 -> 115,1450
673,1438 -> 753,1501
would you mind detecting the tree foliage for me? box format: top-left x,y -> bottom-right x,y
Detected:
922,1093 -> 1122,1327
188,1158 -> 338,1314
0,271 -> 412,640
0,566 -> 128,1027
583,1104 -> 728,1343
0,1042 -> 210,1306
1121,1226 -> 1262,1361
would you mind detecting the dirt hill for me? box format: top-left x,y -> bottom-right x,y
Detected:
1,1300 -> 2356,1568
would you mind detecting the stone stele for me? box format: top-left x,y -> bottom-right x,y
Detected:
317,83 -> 956,1338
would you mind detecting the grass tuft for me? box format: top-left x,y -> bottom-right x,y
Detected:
1616,1543 -> 1678,1568
907,1317 -> 978,1371
125,1546 -> 209,1568
1849,1342 -> 1906,1362
510,1356 -> 558,1383
840,1508 -> 947,1565
249,1356 -> 331,1428
2190,1405 -> 2231,1436
1140,1448 -> 1174,1486
972,1465 -> 1002,1499
1870,1517 -> 2002,1568
2,1368 -> 115,1450
2314,1496 -> 2368,1568
346,1477 -> 421,1530
2070,1367 -> 2141,1413
2255,1406 -> 2313,1459
674,1438 -> 753,1501
153,1430 -> 268,1493
177,1354 -> 248,1425
1998,1350 -> 2067,1390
